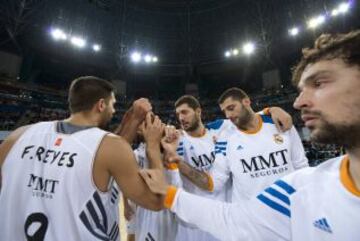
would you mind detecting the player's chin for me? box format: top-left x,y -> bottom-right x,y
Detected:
310,128 -> 333,144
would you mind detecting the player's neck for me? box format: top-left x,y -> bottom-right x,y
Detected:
238,112 -> 259,132
187,123 -> 206,137
347,147 -> 360,191
65,113 -> 99,127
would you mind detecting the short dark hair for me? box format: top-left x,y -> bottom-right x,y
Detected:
217,87 -> 249,104
292,30 -> 360,85
68,76 -> 115,113
175,95 -> 201,110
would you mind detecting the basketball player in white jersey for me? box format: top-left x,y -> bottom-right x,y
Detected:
124,123 -> 181,241
172,95 -> 294,241
206,87 -> 308,203
0,76 -> 165,241
140,30 -> 360,241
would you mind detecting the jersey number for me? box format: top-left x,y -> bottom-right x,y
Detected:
24,213 -> 48,241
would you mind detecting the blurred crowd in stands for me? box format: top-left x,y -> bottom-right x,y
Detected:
0,79 -> 342,165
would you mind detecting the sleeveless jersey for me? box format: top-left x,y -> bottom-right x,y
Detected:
0,121 -> 121,241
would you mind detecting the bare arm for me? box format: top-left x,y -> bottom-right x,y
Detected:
142,114 -> 165,169
177,159 -> 213,191
262,107 -> 293,132
160,127 -> 212,191
113,98 -> 152,143
96,135 -> 164,210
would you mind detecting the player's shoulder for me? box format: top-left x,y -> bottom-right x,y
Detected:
259,114 -> 274,125
100,134 -> 133,154
205,118 -> 227,130
281,156 -> 343,190
255,156 -> 343,218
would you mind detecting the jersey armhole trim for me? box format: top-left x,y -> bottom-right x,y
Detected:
91,132 -> 113,194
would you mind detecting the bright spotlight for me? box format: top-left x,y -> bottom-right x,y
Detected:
51,28 -> 67,41
338,2 -> 350,13
289,27 -> 299,36
225,51 -> 231,58
242,42 -> 255,55
232,49 -> 239,56
93,44 -> 101,52
331,9 -> 339,16
308,15 -> 326,29
131,52 -> 141,63
152,56 -> 158,62
144,55 -> 152,63
71,37 -> 86,48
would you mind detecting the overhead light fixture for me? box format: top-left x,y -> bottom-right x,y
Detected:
331,9 -> 340,16
92,44 -> 101,52
242,42 -> 255,55
232,49 -> 239,56
289,27 -> 299,36
224,51 -> 231,58
152,56 -> 158,62
51,28 -> 67,41
144,54 -> 152,63
308,15 -> 326,29
131,52 -> 141,63
71,36 -> 86,48
338,2 -> 350,13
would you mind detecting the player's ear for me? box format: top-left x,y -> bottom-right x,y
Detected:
196,107 -> 202,116
96,98 -> 107,112
242,98 -> 251,107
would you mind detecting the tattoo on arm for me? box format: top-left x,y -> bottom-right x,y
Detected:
179,161 -> 212,191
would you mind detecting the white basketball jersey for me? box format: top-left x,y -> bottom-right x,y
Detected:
175,120 -> 234,241
211,114 -> 308,203
133,143 -> 179,241
0,121 -> 120,241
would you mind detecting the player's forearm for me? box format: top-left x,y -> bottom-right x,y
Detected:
166,188 -> 248,241
146,142 -> 163,169
178,160 -> 213,191
113,108 -> 141,144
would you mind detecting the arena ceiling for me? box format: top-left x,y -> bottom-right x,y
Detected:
0,0 -> 359,92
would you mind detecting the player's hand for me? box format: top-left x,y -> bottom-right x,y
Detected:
268,107 -> 293,132
141,113 -> 164,146
139,169 -> 169,196
132,98 -> 152,123
161,125 -> 180,156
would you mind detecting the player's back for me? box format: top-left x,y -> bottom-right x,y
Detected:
0,121 -> 120,241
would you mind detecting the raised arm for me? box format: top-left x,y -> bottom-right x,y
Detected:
113,98 -> 152,143
96,113 -> 165,211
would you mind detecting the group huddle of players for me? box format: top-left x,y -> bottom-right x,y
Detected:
124,88 -> 308,241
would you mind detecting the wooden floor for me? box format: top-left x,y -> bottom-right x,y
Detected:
119,197 -> 127,241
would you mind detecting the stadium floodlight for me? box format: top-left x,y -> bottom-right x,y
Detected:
93,44 -> 101,52
338,2 -> 350,13
331,9 -> 340,16
144,54 -> 152,63
71,36 -> 86,48
242,42 -> 255,55
289,27 -> 299,36
225,51 -> 231,58
51,28 -> 67,41
152,56 -> 158,62
232,49 -> 239,56
307,15 -> 326,29
131,51 -> 142,63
